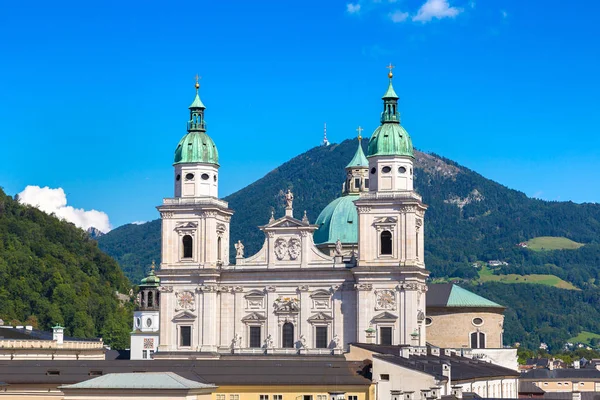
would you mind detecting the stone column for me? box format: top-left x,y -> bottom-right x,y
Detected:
356,284 -> 373,343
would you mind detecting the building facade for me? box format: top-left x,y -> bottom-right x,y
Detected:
155,71 -> 428,358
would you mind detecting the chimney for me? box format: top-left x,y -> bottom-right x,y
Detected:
451,386 -> 463,399
574,360 -> 580,369
444,349 -> 452,357
573,390 -> 581,400
430,347 -> 441,357
421,389 -> 431,400
400,347 -> 410,359
549,360 -> 554,371
430,387 -> 442,400
442,363 -> 451,394
404,391 -> 414,400
52,325 -> 64,345
461,349 -> 472,359
391,390 -> 402,400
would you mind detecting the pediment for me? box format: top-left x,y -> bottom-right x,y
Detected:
175,222 -> 198,230
244,290 -> 265,299
374,217 -> 397,224
172,310 -> 197,321
310,289 -> 332,299
372,311 -> 398,322
308,312 -> 333,322
242,312 -> 266,322
267,216 -> 307,228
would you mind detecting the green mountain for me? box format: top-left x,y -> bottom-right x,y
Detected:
97,139 -> 600,350
0,188 -> 132,349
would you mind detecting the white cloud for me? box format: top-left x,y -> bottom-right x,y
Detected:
389,10 -> 409,23
347,3 -> 361,14
413,0 -> 462,22
501,10 -> 508,18
17,186 -> 111,233
131,221 -> 148,225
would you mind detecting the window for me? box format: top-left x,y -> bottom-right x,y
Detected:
398,166 -> 406,174
354,178 -> 360,189
89,370 -> 103,376
380,327 -> 392,345
217,395 -> 226,400
146,317 -> 152,327
149,350 -> 154,358
201,173 -> 209,180
260,395 -> 269,400
472,317 -> 484,326
317,396 -> 327,400
371,167 -> 376,174
214,175 -> 217,182
282,322 -> 294,348
425,317 -> 433,326
183,235 -> 193,258
147,292 -> 154,307
349,396 -> 358,400
316,326 -> 328,349
142,350 -> 148,359
185,173 -> 194,180
176,174 -> 181,181
180,326 -> 192,347
382,166 -> 392,173
274,396 -> 282,400
365,178 -> 369,189
46,370 -> 60,376
230,395 -> 240,400
250,326 -> 261,348
303,396 -> 313,400
380,374 -> 390,381
470,331 -> 486,349
380,231 -> 392,255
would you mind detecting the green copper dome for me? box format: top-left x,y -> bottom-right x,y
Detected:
174,131 -> 219,165
140,264 -> 160,287
367,77 -> 414,159
314,194 -> 359,245
367,123 -> 414,158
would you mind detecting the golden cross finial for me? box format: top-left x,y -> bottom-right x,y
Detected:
386,63 -> 394,79
356,126 -> 364,140
195,74 -> 201,90
151,260 -> 156,272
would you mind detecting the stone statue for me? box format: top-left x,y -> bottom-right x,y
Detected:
335,239 -> 343,256
234,240 -> 244,258
285,189 -> 294,209
299,334 -> 307,349
333,333 -> 341,349
264,334 -> 274,349
231,332 -> 242,348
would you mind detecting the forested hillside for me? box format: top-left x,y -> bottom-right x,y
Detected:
0,188 -> 132,349
97,139 -> 600,350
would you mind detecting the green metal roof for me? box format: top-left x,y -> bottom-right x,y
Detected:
174,131 -> 219,165
382,80 -> 398,99
189,92 -> 205,109
60,372 -> 215,390
346,140 -> 368,168
314,194 -> 359,245
140,269 -> 160,287
367,123 -> 414,158
447,285 -> 503,308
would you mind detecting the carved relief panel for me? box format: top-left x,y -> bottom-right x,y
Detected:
273,236 -> 303,261
245,291 -> 265,310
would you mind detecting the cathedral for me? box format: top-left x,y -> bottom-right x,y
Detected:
131,69 -> 507,361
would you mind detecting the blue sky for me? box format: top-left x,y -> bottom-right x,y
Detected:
0,0 -> 599,230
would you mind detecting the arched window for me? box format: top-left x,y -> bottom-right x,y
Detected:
183,235 -> 193,259
380,231 -> 392,255
282,322 -> 294,348
470,331 -> 486,349
147,291 -> 153,308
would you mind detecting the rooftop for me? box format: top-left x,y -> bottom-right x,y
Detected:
60,372 -> 215,390
426,284 -> 504,309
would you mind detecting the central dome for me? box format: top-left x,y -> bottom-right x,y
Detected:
174,131 -> 219,165
314,194 -> 360,245
367,123 -> 414,158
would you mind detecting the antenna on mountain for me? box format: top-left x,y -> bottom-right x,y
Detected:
322,123 -> 330,147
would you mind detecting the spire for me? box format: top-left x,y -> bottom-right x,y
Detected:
322,122 -> 330,146
381,63 -> 400,124
188,75 -> 206,132
345,127 -> 368,169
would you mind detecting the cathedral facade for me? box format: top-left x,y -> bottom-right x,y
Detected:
154,71 -> 429,358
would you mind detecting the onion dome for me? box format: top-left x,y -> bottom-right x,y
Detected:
367,68 -> 414,158
173,80 -> 219,165
313,194 -> 360,245
140,261 -> 160,287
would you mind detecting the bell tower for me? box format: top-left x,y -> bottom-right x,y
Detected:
354,65 -> 428,346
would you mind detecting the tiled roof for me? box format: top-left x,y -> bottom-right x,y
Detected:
0,359 -> 372,386
60,372 -> 215,390
427,284 -> 504,308
521,368 -> 600,380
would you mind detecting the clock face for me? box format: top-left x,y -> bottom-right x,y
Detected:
135,317 -> 141,328
146,318 -> 152,327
